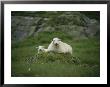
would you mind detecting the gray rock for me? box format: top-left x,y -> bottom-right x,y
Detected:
11,12 -> 99,42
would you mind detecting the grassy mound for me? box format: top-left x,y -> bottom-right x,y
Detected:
11,32 -> 100,77
26,52 -> 80,64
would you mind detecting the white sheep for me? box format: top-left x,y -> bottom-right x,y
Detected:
36,46 -> 48,54
47,37 -> 73,54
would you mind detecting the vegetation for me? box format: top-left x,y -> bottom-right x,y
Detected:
11,31 -> 100,77
12,11 -> 100,21
11,11 -> 100,77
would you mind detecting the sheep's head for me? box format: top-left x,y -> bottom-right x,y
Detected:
52,37 -> 61,47
36,46 -> 45,52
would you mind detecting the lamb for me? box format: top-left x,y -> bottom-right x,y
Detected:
47,37 -> 72,54
36,46 -> 48,54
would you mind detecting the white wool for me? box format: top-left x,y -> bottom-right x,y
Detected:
36,46 -> 48,53
47,38 -> 72,54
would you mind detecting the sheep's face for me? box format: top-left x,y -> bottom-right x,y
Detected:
36,46 -> 45,52
52,38 -> 61,46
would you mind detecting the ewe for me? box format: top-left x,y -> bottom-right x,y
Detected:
47,37 -> 72,54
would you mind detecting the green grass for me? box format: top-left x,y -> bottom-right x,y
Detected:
11,32 -> 100,77
12,63 -> 99,77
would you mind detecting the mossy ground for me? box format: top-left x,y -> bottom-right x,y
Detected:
11,32 -> 100,77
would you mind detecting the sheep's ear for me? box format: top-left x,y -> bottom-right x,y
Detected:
51,40 -> 53,42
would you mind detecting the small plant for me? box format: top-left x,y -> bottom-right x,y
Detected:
26,52 -> 81,65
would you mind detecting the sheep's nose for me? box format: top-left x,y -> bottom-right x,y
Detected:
55,43 -> 58,46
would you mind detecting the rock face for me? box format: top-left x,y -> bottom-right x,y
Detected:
11,12 -> 100,41
11,16 -> 42,41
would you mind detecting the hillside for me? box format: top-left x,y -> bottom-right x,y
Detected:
11,11 -> 100,42
11,11 -> 100,77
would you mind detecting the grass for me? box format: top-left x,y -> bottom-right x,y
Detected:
12,63 -> 99,77
11,32 -> 100,77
